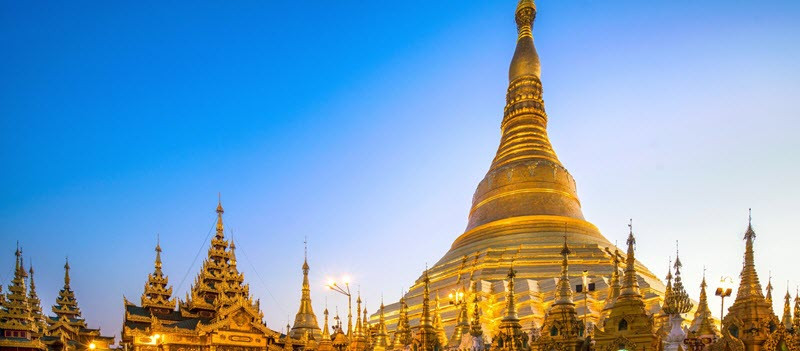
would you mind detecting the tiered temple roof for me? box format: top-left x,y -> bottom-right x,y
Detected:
45,258 -> 115,351
140,239 -> 176,313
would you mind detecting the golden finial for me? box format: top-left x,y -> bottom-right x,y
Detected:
515,0 -> 536,39
64,256 -> 71,286
745,208 -> 755,240
509,0 -> 541,81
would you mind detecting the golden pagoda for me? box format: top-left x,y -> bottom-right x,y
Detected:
381,0 -> 664,336
122,200 -> 283,351
594,224 -> 658,351
289,245 -> 322,341
0,245 -> 45,351
533,238 -> 584,351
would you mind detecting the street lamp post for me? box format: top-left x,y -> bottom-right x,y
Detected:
714,276 -> 733,324
327,276 -> 352,338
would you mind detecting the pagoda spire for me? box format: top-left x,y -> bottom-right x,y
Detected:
432,293 -> 448,347
662,244 -> 692,315
322,307 -> 331,339
690,270 -> 718,336
28,262 -> 48,336
603,248 -> 622,312
793,288 -> 800,332
290,239 -> 321,340
735,210 -> 764,301
216,193 -> 225,240
373,300 -> 389,350
554,235 -> 575,306
184,199 -> 239,316
392,294 -> 412,350
765,274 -> 774,306
469,287 -> 483,338
462,0 -> 586,234
504,264 -> 519,322
141,237 -> 176,312
494,259 -> 529,351
662,258 -> 673,312
363,306 -> 372,347
355,293 -> 363,337
712,211 -> 773,351
416,268 -> 440,351
620,220 -> 641,298
781,287 -> 792,329
51,257 -> 83,321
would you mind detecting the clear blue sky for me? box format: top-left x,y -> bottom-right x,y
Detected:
2,0 -> 799,341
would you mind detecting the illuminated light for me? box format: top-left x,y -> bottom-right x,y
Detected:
342,275 -> 350,284
89,343 -> 97,350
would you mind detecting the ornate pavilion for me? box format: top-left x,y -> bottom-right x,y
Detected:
1,2 -> 798,351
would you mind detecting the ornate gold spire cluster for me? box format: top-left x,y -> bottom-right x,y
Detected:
662,245 -> 693,315
0,245 -> 44,350
0,245 -> 114,350
182,199 -> 256,317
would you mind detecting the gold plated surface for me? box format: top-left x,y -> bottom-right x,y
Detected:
380,0 -> 665,339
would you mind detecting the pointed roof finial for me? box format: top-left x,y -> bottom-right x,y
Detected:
303,236 -> 308,269
64,256 -> 71,286
154,235 -> 163,270
745,208 -> 755,240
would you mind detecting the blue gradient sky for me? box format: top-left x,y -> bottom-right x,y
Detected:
2,0 -> 799,341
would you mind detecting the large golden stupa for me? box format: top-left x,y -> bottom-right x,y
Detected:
379,0 -> 666,336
